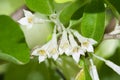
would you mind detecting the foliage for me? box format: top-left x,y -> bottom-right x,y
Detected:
0,0 -> 120,80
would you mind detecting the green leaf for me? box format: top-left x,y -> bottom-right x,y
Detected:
71,6 -> 85,20
75,69 -> 85,80
5,60 -> 61,80
55,56 -> 79,80
99,46 -> 120,80
94,40 -> 119,68
53,1 -> 71,12
81,0 -> 105,42
82,57 -> 92,80
59,0 -> 90,26
107,0 -> 120,14
104,0 -> 120,19
54,0 -> 74,3
0,15 -> 30,64
0,0 -> 24,15
25,0 -> 53,15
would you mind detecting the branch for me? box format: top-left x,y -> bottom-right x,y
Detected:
104,34 -> 120,40
11,5 -> 27,21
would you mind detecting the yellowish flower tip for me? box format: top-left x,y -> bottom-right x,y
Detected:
38,50 -> 46,55
72,46 -> 79,53
60,43 -> 69,50
17,10 -> 34,29
82,41 -> 89,47
59,30 -> 70,55
31,28 -> 97,63
28,17 -> 33,23
18,9 -> 51,29
49,48 -> 57,54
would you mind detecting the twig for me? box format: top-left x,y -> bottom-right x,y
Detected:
105,17 -> 116,33
104,34 -> 120,40
11,5 -> 27,21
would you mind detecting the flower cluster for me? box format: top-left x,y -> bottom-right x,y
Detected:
18,11 -> 97,63
31,27 -> 97,63
18,10 -> 120,80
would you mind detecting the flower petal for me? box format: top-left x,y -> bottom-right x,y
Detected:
52,53 -> 59,60
31,48 -> 40,56
89,59 -> 100,80
27,24 -> 33,29
72,52 -> 80,63
88,38 -> 97,45
68,31 -> 78,47
105,60 -> 120,75
31,41 -> 50,56
86,44 -> 94,52
38,55 -> 47,63
93,54 -> 120,75
47,27 -> 59,60
18,18 -> 29,25
23,9 -> 33,17
78,48 -> 85,55
18,17 -> 33,29
71,29 -> 84,42
47,45 -> 58,58
59,30 -> 70,55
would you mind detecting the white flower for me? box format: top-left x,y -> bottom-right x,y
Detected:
31,42 -> 49,63
81,38 -> 97,52
18,9 -> 34,29
105,60 -> 120,75
59,30 -> 71,55
71,29 -> 97,52
93,54 -> 120,75
47,27 -> 59,60
31,26 -> 59,62
68,31 -> 84,63
18,10 -> 49,29
89,59 -> 100,80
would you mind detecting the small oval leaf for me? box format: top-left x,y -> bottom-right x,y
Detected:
59,0 -> 89,26
0,15 -> 30,64
75,69 -> 85,80
5,60 -> 61,80
82,57 -> 92,80
81,1 -> 105,43
25,0 -> 53,15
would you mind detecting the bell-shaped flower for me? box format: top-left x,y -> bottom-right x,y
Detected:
80,38 -> 97,52
31,26 -> 59,62
105,60 -> 120,75
18,9 -> 49,29
18,9 -> 35,29
47,27 -> 59,60
89,59 -> 100,80
31,42 -> 50,63
59,29 -> 71,55
68,31 -> 84,63
71,29 -> 97,52
93,54 -> 120,75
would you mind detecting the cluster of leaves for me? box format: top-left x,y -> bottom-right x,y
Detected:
0,0 -> 120,80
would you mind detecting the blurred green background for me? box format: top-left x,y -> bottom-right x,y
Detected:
0,0 -> 24,15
